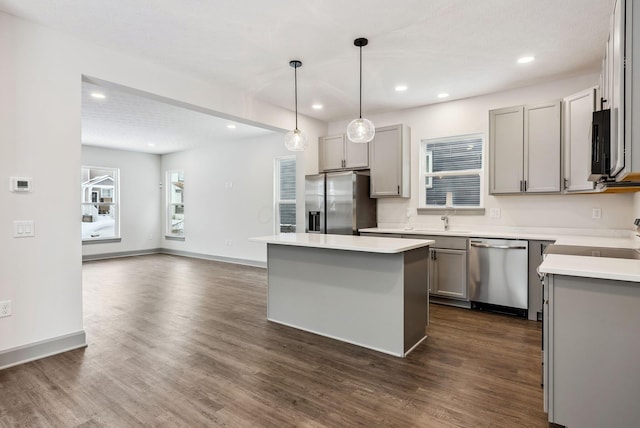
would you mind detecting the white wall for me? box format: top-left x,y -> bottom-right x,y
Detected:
0,12 -> 325,354
328,74 -> 635,232
161,133 -> 293,264
81,146 -> 162,257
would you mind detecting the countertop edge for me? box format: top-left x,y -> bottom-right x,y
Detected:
250,234 -> 435,254
539,254 -> 640,283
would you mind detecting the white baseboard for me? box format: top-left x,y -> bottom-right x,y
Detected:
0,330 -> 87,371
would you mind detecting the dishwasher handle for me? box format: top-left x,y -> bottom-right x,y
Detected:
470,241 -> 527,250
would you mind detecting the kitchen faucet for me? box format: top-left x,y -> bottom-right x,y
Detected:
441,214 -> 449,231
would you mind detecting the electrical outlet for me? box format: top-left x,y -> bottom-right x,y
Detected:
489,208 -> 501,219
0,300 -> 11,318
226,239 -> 232,246
592,208 -> 602,219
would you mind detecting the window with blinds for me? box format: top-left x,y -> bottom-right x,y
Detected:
275,156 -> 296,233
419,134 -> 484,208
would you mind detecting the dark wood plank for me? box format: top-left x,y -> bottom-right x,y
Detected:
0,254 -> 547,427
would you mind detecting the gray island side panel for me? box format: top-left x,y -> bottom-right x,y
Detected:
266,243 -> 428,357
403,246 -> 429,352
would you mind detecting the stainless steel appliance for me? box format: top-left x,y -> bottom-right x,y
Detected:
589,108 -> 612,181
468,238 -> 529,317
305,171 -> 376,235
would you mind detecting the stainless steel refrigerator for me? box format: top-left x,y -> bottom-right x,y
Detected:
305,170 -> 377,235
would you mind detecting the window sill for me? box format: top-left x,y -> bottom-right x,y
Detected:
417,207 -> 485,216
165,235 -> 185,241
82,238 -> 122,245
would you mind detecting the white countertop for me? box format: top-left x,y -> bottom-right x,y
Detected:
360,227 -> 640,282
250,233 -> 434,254
360,227 -> 640,247
539,254 -> 640,282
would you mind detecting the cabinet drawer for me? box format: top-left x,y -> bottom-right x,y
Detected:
405,235 -> 467,250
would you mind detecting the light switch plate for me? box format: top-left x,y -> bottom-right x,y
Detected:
592,208 -> 602,219
13,220 -> 35,237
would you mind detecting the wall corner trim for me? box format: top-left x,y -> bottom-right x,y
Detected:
0,330 -> 87,371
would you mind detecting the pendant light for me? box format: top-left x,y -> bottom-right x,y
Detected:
284,60 -> 308,151
347,38 -> 375,143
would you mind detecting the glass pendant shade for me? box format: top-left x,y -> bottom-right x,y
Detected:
285,59 -> 307,151
347,117 -> 375,143
348,37 -> 374,144
284,128 -> 308,151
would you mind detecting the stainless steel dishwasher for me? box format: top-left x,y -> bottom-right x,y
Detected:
468,238 -> 528,317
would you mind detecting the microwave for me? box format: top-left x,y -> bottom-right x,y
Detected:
589,109 -> 611,182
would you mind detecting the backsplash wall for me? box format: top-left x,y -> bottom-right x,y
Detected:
328,73 -> 634,232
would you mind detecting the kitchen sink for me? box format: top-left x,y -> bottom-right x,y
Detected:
411,229 -> 471,234
544,244 -> 640,260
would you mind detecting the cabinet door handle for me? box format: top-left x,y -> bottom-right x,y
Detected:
519,180 -> 523,192
397,185 -> 400,195
524,180 -> 527,192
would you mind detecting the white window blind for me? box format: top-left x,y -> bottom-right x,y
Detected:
420,134 -> 484,208
276,157 -> 296,233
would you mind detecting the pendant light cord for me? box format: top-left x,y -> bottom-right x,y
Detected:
359,45 -> 363,119
294,64 -> 299,130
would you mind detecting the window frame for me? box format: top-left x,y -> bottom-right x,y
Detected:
418,133 -> 485,213
165,170 -> 185,240
274,156 -> 297,234
81,165 -> 120,243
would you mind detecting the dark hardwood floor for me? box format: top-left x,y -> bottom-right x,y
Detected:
0,254 -> 547,427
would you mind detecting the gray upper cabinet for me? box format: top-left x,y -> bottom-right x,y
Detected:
319,134 -> 368,171
563,88 -> 597,192
369,124 -> 411,198
490,106 -> 524,194
489,102 -> 561,194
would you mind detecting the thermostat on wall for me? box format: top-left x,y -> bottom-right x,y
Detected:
9,177 -> 32,192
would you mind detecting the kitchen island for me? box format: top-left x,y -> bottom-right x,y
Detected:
250,233 -> 433,357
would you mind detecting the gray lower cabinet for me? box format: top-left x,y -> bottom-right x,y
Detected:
405,235 -> 468,302
527,240 -> 553,320
429,248 -> 467,300
544,273 -> 640,427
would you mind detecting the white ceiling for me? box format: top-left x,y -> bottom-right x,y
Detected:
81,80 -> 277,154
0,0 -> 615,150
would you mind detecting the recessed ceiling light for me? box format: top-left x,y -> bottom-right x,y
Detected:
227,124 -> 236,129
90,92 -> 106,99
147,143 -> 156,147
517,56 -> 535,64
395,85 -> 408,92
437,93 -> 449,99
312,104 -> 323,110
